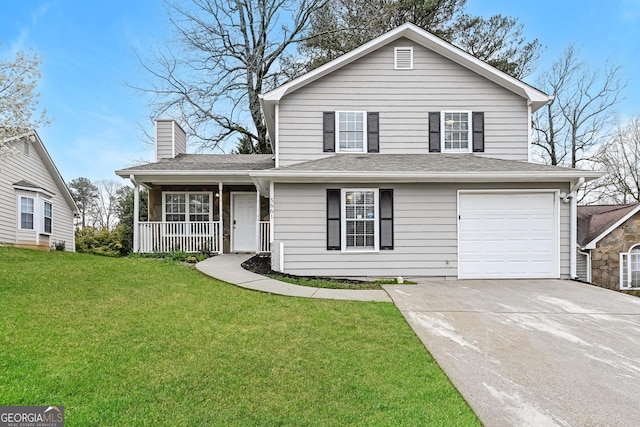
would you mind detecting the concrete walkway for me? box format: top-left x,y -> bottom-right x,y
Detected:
385,279 -> 640,427
196,254 -> 392,302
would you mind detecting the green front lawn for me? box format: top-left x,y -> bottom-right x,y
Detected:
0,247 -> 479,426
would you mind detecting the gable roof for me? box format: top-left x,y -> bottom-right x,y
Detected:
260,23 -> 552,146
7,131 -> 78,214
577,203 -> 640,248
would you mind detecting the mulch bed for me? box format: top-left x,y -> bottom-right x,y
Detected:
241,254 -> 367,284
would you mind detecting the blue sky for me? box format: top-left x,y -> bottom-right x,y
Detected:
1,0 -> 639,184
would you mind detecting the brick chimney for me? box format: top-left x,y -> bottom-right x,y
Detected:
155,119 -> 186,161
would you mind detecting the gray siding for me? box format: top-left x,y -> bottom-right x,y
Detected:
272,182 -> 570,278
0,139 -> 75,250
278,38 -> 529,166
174,124 -> 186,156
156,120 -> 174,161
576,250 -> 589,282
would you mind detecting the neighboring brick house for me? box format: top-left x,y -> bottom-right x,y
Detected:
577,203 -> 640,292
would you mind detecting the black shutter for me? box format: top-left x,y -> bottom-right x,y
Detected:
367,112 -> 379,153
429,112 -> 441,152
327,189 -> 341,250
472,112 -> 485,152
379,189 -> 394,250
323,112 -> 335,152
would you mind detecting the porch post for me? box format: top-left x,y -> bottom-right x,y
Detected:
218,182 -> 223,254
255,190 -> 261,254
131,175 -> 139,253
269,181 -> 274,245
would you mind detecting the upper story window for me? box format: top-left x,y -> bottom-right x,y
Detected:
20,197 -> 35,230
429,111 -> 484,153
442,111 -> 471,152
394,47 -> 413,70
336,111 -> 367,152
164,192 -> 211,222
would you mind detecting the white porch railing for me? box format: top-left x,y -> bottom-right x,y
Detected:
138,221 -> 221,253
259,221 -> 271,253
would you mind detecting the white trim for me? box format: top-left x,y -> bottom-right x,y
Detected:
275,103 -> 280,168
279,241 -> 284,272
527,104 -> 533,163
218,182 -> 223,254
132,176 -> 140,253
17,195 -> 36,231
171,120 -> 176,158
578,249 -> 591,282
161,191 -> 213,223
340,188 -> 379,253
255,191 -> 261,254
230,191 -> 257,252
335,111 -> 368,153
621,244 -> 640,290
457,189 -> 561,279
269,181 -> 275,244
12,184 -> 55,198
584,204 -> 640,249
394,46 -> 413,70
154,120 -> 158,162
441,111 -> 472,153
43,200 -> 53,235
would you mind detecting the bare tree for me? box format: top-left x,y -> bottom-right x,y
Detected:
532,45 -> 626,167
299,0 -> 540,79
134,0 -> 328,154
0,47 -> 50,156
585,116 -> 640,204
92,179 -> 123,231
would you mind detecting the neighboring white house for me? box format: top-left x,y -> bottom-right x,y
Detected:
117,23 -> 600,279
0,131 -> 78,251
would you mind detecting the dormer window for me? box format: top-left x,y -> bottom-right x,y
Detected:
394,47 -> 413,70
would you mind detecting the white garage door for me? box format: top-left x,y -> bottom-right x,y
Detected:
458,192 -> 558,279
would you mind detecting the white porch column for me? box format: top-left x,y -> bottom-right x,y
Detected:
269,181 -> 274,244
218,182 -> 223,254
255,190 -> 261,254
131,175 -> 139,253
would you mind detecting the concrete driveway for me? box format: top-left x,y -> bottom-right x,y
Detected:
384,279 -> 640,427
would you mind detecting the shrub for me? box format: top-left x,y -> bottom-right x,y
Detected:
75,227 -> 123,256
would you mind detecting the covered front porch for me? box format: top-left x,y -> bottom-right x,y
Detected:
133,182 -> 270,254
116,152 -> 275,255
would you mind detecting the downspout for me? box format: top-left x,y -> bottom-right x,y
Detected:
569,177 -> 585,279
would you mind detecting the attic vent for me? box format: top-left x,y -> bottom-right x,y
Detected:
394,47 -> 413,70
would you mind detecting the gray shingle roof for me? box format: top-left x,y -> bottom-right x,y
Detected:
12,179 -> 54,194
277,153 -> 576,173
577,203 -> 640,246
118,154 -> 275,172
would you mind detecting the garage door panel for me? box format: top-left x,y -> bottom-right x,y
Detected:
458,192 -> 557,279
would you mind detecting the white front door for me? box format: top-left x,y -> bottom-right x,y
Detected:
232,193 -> 257,252
458,191 -> 558,279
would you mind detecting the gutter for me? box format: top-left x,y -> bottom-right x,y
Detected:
569,177 -> 585,279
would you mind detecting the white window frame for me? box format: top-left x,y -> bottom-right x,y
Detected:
394,47 -> 413,70
19,196 -> 35,230
43,200 -> 53,234
621,244 -> 640,290
341,188 -> 379,252
162,191 -> 213,222
335,111 -> 367,153
441,111 -> 472,153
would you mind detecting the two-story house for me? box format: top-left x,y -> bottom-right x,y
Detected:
116,23 -> 599,279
